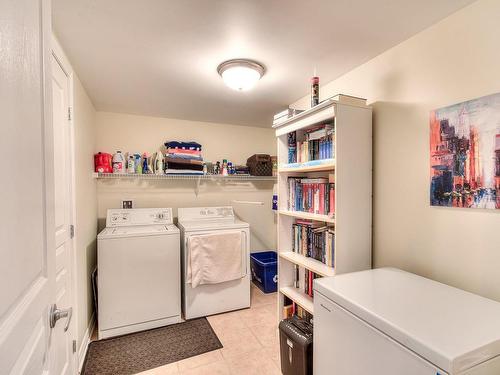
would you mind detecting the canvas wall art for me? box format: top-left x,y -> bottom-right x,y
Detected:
430,93 -> 500,209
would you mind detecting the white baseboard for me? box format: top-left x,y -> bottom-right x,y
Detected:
78,312 -> 96,374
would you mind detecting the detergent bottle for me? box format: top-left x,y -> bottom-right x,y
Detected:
127,154 -> 135,174
154,151 -> 164,175
134,154 -> 142,174
112,151 -> 124,173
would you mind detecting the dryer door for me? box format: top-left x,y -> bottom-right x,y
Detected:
182,228 -> 251,319
185,229 -> 248,282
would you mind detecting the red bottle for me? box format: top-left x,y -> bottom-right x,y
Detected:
94,152 -> 112,173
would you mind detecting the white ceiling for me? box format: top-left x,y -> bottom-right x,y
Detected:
53,0 -> 475,127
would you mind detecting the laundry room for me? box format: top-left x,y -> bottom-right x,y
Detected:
3,0 -> 500,375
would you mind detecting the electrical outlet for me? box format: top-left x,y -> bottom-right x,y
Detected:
122,200 -> 133,209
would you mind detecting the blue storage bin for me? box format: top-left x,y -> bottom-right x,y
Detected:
250,251 -> 278,293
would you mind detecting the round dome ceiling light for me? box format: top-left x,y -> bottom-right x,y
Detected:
217,59 -> 265,91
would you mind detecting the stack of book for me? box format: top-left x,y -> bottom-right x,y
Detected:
273,108 -> 304,126
287,176 -> 335,216
292,220 -> 335,267
304,270 -> 321,297
294,124 -> 334,163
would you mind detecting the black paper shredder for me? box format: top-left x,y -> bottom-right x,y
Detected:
279,316 -> 313,375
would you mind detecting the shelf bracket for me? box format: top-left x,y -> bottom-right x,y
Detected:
194,176 -> 201,197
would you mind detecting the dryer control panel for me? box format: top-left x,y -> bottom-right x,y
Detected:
106,208 -> 173,227
178,206 -> 235,224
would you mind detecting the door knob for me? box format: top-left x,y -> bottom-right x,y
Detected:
49,304 -> 73,332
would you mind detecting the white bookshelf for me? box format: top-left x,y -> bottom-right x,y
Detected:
274,98 -> 372,317
278,210 -> 335,224
279,252 -> 336,277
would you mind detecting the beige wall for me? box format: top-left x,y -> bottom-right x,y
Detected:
95,112 -> 277,251
73,75 -> 98,348
292,0 -> 500,301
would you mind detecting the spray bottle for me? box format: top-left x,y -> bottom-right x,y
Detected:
142,153 -> 149,174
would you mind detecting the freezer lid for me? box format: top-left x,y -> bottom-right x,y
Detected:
314,268 -> 500,374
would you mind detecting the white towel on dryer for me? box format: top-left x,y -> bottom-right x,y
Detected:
187,231 -> 243,288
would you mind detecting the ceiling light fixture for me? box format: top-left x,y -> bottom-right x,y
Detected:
217,59 -> 265,91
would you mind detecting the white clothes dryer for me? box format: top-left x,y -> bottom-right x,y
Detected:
178,206 -> 250,319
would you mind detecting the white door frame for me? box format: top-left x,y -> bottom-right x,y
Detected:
51,35 -> 79,374
0,0 -> 56,373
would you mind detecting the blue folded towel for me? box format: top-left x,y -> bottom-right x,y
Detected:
166,153 -> 203,161
165,141 -> 202,151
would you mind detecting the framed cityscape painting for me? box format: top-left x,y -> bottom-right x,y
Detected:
430,93 -> 500,209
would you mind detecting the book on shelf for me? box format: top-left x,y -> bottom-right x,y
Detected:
292,220 -> 335,267
287,176 -> 335,216
304,270 -> 321,297
291,303 -> 313,324
289,123 -> 334,163
283,304 -> 293,319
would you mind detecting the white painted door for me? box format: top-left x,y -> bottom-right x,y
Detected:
51,54 -> 76,374
0,0 -> 57,374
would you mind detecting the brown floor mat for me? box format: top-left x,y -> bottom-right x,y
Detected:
82,318 -> 222,375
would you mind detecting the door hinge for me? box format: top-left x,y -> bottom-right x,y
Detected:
70,225 -> 75,239
68,106 -> 72,121
72,340 -> 77,353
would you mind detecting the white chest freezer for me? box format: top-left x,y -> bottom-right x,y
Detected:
313,268 -> 500,375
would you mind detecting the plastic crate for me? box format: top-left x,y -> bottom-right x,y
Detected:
250,251 -> 278,293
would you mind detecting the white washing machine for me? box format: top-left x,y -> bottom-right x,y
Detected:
97,208 -> 182,339
178,206 -> 250,319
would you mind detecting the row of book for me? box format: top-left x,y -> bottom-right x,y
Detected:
287,124 -> 335,163
292,220 -> 335,267
283,303 -> 314,325
287,176 -> 335,215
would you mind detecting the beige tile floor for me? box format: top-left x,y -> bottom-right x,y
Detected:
135,284 -> 281,375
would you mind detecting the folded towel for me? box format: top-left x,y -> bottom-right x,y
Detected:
166,162 -> 204,171
165,141 -> 202,151
165,156 -> 203,165
186,232 -> 243,288
166,153 -> 203,161
167,148 -> 202,156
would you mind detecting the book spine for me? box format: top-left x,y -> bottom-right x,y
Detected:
329,183 -> 335,215
308,271 -> 313,297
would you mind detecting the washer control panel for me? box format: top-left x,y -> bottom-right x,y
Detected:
106,208 -> 173,227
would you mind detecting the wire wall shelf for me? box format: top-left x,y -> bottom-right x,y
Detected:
93,172 -> 276,181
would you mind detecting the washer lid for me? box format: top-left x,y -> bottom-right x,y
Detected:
98,224 -> 179,239
314,268 -> 500,374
